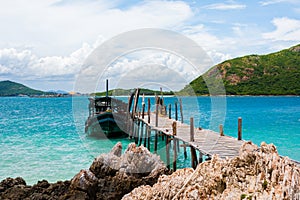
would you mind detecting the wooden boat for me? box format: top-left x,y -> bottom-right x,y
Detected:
85,80 -> 129,138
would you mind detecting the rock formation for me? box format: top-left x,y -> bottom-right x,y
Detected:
123,142 -> 300,200
0,142 -> 169,200
0,178 -> 70,200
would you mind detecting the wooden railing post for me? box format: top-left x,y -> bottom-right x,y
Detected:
175,101 -> 178,121
219,124 -> 224,136
172,121 -> 177,171
155,104 -> 159,127
168,104 -> 171,119
173,137 -> 177,171
190,117 -> 194,142
142,94 -> 145,119
165,135 -> 170,169
179,98 -> 183,123
147,98 -> 150,124
190,117 -> 198,169
238,117 -> 242,140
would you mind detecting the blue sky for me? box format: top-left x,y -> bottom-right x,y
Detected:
0,0 -> 299,91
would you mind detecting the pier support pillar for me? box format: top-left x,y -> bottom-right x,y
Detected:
190,117 -> 198,169
238,117 -> 242,140
165,135 -> 170,170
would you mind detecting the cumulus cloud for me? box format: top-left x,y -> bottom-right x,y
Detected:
203,2 -> 246,10
0,0 -> 193,56
0,42 -> 93,81
263,17 -> 300,41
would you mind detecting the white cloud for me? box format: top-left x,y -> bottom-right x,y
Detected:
263,17 -> 300,41
259,0 -> 299,6
203,2 -> 246,10
0,0 -> 193,57
0,42 -> 93,80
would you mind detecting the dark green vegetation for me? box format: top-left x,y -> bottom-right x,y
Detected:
180,44 -> 300,95
93,88 -> 174,96
0,80 -> 52,96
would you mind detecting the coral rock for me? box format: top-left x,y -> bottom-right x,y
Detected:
123,142 -> 300,200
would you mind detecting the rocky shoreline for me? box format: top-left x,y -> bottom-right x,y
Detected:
1,142 -> 300,200
123,142 -> 300,200
0,143 -> 169,200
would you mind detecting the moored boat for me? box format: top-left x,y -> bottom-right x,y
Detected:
85,80 -> 129,138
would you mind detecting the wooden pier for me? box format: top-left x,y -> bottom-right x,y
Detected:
142,113 -> 244,159
127,89 -> 300,170
128,90 -> 246,170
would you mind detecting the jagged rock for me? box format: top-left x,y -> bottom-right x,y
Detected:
0,142 -> 169,200
0,177 -> 70,200
90,142 -> 169,199
90,142 -> 166,178
123,142 -> 300,200
0,177 -> 26,191
70,169 -> 98,191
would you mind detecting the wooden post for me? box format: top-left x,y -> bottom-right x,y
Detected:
130,118 -> 135,139
154,131 -> 158,153
147,127 -> 151,151
176,138 -> 180,153
191,148 -> 198,169
173,137 -> 177,171
155,104 -> 159,127
172,121 -> 177,136
179,98 -> 183,123
139,121 -> 144,146
132,88 -> 140,118
238,117 -> 242,140
183,142 -> 187,159
190,117 -> 194,142
154,103 -> 159,153
199,151 -> 203,163
219,124 -> 224,136
147,98 -> 151,124
172,121 -> 177,171
144,125 -> 147,147
135,120 -> 140,144
165,135 -> 170,169
142,94 -> 145,119
190,117 -> 198,169
168,104 -> 171,119
175,102 -> 178,121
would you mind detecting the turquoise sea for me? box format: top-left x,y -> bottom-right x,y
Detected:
0,96 -> 299,185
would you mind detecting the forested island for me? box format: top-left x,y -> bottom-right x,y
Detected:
179,44 -> 300,95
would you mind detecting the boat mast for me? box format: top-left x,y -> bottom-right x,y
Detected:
106,79 -> 108,98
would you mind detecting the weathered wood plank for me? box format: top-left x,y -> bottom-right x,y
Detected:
140,113 -> 245,159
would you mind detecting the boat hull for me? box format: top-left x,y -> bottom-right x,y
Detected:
85,112 -> 128,138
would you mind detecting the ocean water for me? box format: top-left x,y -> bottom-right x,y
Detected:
0,96 -> 299,185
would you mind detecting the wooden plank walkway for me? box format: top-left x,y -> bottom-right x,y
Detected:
127,92 -> 300,169
139,113 -> 245,159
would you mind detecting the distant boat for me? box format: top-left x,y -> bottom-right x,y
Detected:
85,80 -> 129,138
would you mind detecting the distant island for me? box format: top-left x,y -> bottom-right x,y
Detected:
0,80 -> 77,97
179,44 -> 300,95
1,44 -> 299,97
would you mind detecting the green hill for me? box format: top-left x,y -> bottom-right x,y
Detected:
0,80 -> 49,96
179,44 -> 300,95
